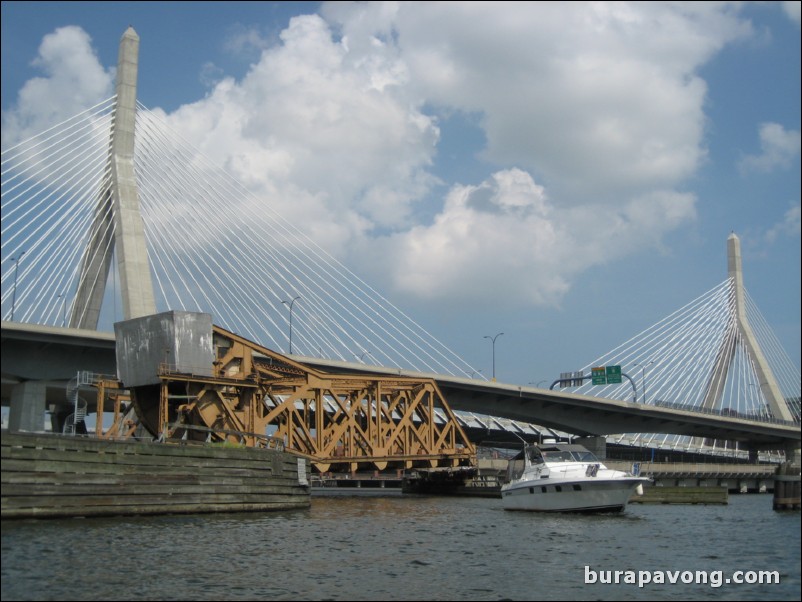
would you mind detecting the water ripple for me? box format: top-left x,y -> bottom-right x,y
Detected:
2,495 -> 799,601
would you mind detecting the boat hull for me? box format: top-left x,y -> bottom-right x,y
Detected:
501,477 -> 647,513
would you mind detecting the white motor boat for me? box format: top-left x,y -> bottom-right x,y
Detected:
501,443 -> 650,513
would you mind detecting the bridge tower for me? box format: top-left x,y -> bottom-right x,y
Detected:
70,27 -> 155,329
701,233 -> 793,422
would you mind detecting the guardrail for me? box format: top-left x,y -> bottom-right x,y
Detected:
605,460 -> 779,478
648,399 -> 799,427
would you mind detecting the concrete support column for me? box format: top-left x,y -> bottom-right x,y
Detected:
785,443 -> 801,466
576,436 -> 607,460
702,234 -> 791,420
8,381 -> 47,432
111,27 -> 156,321
70,26 -> 155,329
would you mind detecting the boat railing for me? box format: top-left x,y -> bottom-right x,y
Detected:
543,462 -> 599,478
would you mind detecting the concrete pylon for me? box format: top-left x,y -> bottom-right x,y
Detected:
700,233 -> 792,421
70,26 -> 155,329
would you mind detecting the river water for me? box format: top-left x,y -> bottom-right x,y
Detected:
1,493 -> 799,601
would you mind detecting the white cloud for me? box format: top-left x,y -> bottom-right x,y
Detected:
361,169 -> 696,308
783,1 -> 801,27
2,4 -> 767,310
739,122 -> 802,174
362,169 -> 567,307
765,204 -> 802,243
322,2 -> 738,302
162,14 -> 438,250
223,24 -> 273,57
1,26 -> 113,149
329,1 -> 750,203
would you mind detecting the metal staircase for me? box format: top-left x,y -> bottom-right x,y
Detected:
63,371 -> 92,435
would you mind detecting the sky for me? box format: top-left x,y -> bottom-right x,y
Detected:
1,1 -> 800,387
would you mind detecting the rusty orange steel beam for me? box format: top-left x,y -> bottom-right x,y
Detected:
129,325 -> 475,472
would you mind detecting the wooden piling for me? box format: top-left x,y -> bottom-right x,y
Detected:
773,463 -> 801,511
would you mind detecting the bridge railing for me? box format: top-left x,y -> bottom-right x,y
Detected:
650,399 -> 800,427
605,460 -> 780,478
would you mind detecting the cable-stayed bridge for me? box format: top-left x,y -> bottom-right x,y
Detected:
0,94 -> 475,379
1,28 -> 799,465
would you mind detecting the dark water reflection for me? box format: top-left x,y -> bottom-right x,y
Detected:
2,494 -> 799,600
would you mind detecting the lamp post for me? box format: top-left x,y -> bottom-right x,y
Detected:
358,350 -> 374,362
10,250 -> 26,322
281,296 -> 301,354
634,360 -> 654,404
484,332 -> 504,381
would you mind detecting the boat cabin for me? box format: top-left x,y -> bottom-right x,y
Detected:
538,444 -> 600,463
505,444 -> 601,483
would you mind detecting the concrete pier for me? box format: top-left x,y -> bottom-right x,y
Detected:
7,381 -> 46,432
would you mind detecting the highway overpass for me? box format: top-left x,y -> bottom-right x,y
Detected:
2,321 -> 799,452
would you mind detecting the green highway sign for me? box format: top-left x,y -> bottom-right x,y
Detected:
590,365 -> 622,385
606,365 -> 622,384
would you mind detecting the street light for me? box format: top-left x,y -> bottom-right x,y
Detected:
357,350 -> 374,362
281,296 -> 301,354
10,250 -> 26,322
484,332 -> 504,381
634,360 -> 654,404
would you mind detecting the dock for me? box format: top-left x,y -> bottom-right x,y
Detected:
1,430 -> 310,519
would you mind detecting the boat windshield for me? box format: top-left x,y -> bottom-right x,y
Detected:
526,447 -> 544,465
572,450 -> 599,462
542,451 -> 574,462
505,446 -> 544,482
542,450 -> 599,463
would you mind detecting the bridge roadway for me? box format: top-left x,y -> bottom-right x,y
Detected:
2,321 -> 799,451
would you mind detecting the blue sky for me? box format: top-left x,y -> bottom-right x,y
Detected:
2,1 -> 800,386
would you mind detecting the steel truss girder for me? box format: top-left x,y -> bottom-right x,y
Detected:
153,325 -> 475,472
